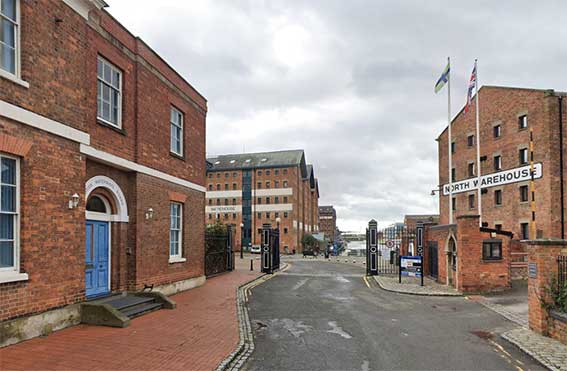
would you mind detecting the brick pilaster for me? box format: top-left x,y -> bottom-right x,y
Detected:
525,239 -> 567,335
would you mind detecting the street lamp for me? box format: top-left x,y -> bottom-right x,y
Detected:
430,186 -> 442,196
240,222 -> 244,259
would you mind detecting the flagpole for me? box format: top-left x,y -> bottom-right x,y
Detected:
447,56 -> 453,224
475,59 -> 482,227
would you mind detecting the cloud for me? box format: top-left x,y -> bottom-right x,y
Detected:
107,0 -> 567,232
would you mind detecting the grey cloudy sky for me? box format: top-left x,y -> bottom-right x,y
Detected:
107,0 -> 567,232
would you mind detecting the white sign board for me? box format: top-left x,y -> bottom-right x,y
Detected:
442,163 -> 542,196
206,205 -> 241,213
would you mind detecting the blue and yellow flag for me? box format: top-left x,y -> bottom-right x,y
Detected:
434,62 -> 450,93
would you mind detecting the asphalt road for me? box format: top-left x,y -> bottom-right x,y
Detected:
244,260 -> 544,371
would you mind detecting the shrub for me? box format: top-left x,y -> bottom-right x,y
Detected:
544,277 -> 567,313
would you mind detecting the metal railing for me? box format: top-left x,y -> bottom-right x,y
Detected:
558,256 -> 567,289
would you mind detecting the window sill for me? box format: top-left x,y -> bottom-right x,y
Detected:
97,119 -> 126,135
169,257 -> 186,264
170,152 -> 185,161
0,70 -> 30,88
482,259 -> 503,263
0,272 -> 29,284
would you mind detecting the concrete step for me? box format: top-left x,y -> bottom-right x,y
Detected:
105,295 -> 156,311
81,292 -> 174,327
121,302 -> 163,319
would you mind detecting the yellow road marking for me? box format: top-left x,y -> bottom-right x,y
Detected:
488,339 -> 524,371
363,276 -> 371,288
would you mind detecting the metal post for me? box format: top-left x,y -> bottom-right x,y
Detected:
240,223 -> 244,259
417,223 -> 424,286
261,223 -> 272,274
250,259 -> 253,271
367,220 -> 378,276
398,255 -> 402,283
227,224 -> 233,271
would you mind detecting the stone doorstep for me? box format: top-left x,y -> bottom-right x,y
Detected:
502,327 -> 567,371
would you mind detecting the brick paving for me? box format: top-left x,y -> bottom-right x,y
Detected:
502,327 -> 567,371
374,275 -> 461,296
0,261 -> 261,371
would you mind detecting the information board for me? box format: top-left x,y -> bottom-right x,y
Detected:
400,256 -> 422,278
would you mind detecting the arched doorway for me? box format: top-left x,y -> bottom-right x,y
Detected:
447,236 -> 457,286
84,176 -> 129,298
85,194 -> 111,297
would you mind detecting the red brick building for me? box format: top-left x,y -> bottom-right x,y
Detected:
430,85 -> 567,292
318,205 -> 337,242
437,86 -> 566,239
0,0 -> 206,336
205,150 -> 320,254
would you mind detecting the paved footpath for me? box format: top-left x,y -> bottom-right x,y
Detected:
0,260 -> 261,371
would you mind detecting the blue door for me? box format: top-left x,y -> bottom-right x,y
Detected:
85,220 -> 109,298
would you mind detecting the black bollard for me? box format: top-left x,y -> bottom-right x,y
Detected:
250,259 -> 253,271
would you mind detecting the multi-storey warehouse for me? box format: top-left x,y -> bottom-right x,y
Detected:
205,150 -> 320,254
437,86 -> 566,240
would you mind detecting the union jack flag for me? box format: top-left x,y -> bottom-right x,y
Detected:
465,64 -> 477,114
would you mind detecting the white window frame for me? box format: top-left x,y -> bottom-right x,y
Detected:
170,106 -> 184,156
0,153 -> 27,283
494,155 -> 502,171
519,115 -> 528,129
519,148 -> 529,165
169,202 -> 185,263
0,0 -> 27,88
96,56 -> 123,129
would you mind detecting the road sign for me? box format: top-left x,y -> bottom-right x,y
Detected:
386,240 -> 395,248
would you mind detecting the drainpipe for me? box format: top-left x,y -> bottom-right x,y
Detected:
559,96 -> 565,239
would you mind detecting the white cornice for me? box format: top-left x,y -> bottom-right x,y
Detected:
80,144 -> 206,193
62,0 -> 108,20
0,100 -> 90,145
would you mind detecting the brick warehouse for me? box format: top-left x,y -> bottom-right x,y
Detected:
205,150 -> 320,254
429,85 -> 567,292
0,0 -> 207,343
318,205 -> 337,242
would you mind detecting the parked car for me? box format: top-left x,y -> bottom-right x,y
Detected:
250,245 -> 261,254
303,249 -> 318,257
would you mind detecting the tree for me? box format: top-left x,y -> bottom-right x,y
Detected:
302,234 -> 319,253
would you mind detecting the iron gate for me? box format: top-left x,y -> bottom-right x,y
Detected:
366,220 -> 419,275
261,223 -> 280,274
205,225 -> 234,277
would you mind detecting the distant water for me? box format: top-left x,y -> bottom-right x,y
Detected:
347,240 -> 366,250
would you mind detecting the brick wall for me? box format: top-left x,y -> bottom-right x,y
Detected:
437,86 -> 564,240
0,117 -> 85,322
0,1 -> 89,132
426,224 -> 456,285
0,0 -> 207,323
426,216 -> 511,293
455,216 -> 511,293
526,240 -> 567,344
134,173 -> 205,289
